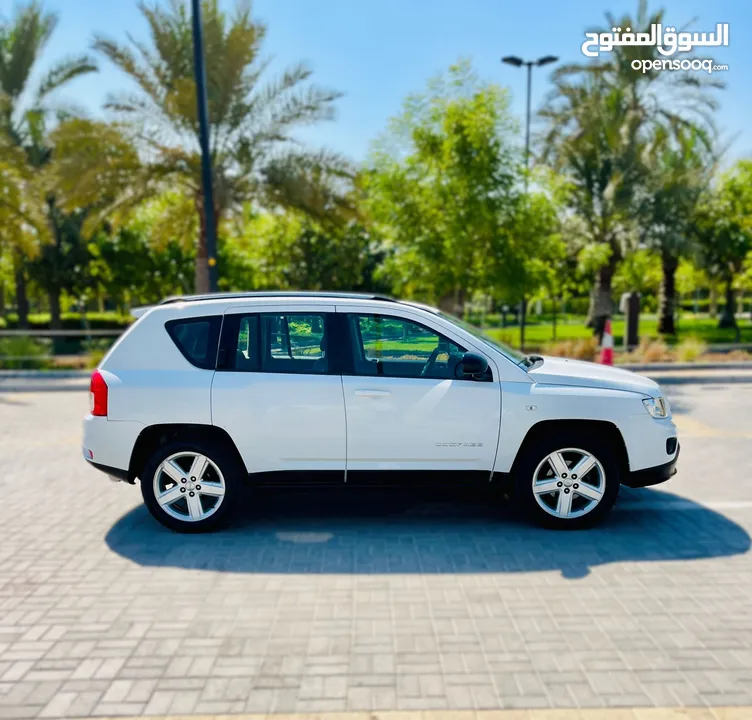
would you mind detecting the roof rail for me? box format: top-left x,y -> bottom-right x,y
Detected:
158,291 -> 398,305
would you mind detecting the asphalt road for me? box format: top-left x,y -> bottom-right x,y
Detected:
0,383 -> 751,718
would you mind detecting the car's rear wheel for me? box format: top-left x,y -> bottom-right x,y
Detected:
140,440 -> 241,533
515,431 -> 620,529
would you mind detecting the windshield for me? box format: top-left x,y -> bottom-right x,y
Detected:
436,311 -> 526,364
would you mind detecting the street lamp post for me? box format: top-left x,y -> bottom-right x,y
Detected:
191,0 -> 219,293
500,54 -> 558,350
501,55 -> 558,189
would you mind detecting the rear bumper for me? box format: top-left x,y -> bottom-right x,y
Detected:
624,443 -> 680,488
86,459 -> 130,483
82,414 -> 144,479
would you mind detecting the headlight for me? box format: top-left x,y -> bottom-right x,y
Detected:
643,396 -> 670,418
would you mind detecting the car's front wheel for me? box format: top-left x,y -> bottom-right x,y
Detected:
515,431 -> 620,529
140,440 -> 241,533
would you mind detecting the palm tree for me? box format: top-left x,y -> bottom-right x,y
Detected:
635,127 -> 715,335
693,162 -> 752,341
0,0 -> 97,326
83,0 -> 345,293
543,0 -> 723,337
541,77 -> 644,340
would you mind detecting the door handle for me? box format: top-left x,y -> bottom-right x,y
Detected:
354,389 -> 391,397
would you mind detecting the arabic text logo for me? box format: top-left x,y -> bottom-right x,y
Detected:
581,23 -> 729,59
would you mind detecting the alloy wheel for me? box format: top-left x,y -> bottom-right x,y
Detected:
152,451 -> 226,522
532,447 -> 606,520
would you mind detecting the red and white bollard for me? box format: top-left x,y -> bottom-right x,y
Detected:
599,319 -> 614,366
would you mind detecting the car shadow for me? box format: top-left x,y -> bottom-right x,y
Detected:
105,485 -> 750,580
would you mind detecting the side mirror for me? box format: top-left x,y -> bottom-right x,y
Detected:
458,351 -> 489,378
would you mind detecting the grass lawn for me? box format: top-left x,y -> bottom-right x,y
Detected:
484,314 -> 752,349
363,338 -> 438,356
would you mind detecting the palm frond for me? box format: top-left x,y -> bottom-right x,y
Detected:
35,54 -> 98,102
0,1 -> 58,100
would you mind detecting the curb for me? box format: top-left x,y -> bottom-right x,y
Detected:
621,361 -> 752,371
0,370 -> 90,379
0,381 -> 89,393
648,374 -> 752,385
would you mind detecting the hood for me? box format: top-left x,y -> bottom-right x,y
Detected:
527,356 -> 661,397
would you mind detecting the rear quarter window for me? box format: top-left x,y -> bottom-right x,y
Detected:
165,316 -> 222,369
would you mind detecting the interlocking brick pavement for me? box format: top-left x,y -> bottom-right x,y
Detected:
0,384 -> 751,718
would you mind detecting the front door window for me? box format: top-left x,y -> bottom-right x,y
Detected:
349,314 -> 466,379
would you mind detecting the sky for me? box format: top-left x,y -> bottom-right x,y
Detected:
3,0 -> 751,163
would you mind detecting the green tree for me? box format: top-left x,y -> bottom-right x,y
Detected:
54,0 -> 343,294
87,224 -> 194,310
675,258 -> 708,312
562,1 -> 722,142
738,250 -> 752,320
635,128 -> 713,334
247,212 -> 380,293
365,61 -> 520,315
693,161 -> 752,340
26,204 -> 90,327
544,0 -> 723,338
501,184 -> 567,350
542,78 -> 643,339
0,0 -> 96,325
612,247 -> 661,297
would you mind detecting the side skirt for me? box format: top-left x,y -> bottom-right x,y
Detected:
247,469 -> 499,488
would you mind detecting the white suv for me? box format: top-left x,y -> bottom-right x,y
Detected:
83,292 -> 679,532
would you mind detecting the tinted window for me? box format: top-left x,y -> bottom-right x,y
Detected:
165,316 -> 221,369
232,315 -> 259,371
350,314 -> 465,379
263,314 -> 328,373
219,312 -> 331,374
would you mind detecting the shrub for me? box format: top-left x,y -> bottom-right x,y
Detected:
84,338 -> 116,370
542,337 -> 599,361
4,312 -> 133,331
679,298 -> 711,312
713,349 -> 752,362
0,337 -> 52,370
464,311 -> 507,327
623,338 -> 673,364
675,337 -> 707,362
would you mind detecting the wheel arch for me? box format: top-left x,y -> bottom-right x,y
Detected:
509,419 -> 630,481
128,424 -> 246,482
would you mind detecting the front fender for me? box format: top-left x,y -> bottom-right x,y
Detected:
494,381 -> 647,474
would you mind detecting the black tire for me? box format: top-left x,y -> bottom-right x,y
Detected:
514,429 -> 620,529
140,439 -> 243,533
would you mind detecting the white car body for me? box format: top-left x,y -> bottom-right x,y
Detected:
83,292 -> 679,530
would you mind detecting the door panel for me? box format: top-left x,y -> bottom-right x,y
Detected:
342,375 -> 500,471
212,305 -> 346,477
339,310 -> 502,474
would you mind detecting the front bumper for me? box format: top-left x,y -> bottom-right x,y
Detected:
624,443 -> 680,488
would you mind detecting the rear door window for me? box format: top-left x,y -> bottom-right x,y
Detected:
165,316 -> 222,369
217,312 -> 332,374
262,314 -> 329,373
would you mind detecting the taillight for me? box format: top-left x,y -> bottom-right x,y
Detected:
90,370 -> 108,417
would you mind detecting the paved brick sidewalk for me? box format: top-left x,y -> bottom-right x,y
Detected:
0,385 -> 751,718
55,709 -> 752,719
